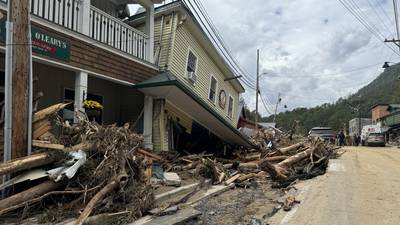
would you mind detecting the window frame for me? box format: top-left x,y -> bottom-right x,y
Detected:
208,75 -> 218,104
227,94 -> 234,119
185,48 -> 198,84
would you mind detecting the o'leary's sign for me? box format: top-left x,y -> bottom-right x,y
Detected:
0,18 -> 70,62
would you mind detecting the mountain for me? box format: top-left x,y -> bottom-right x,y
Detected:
263,63 -> 400,133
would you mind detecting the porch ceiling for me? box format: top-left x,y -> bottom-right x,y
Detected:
134,72 -> 253,148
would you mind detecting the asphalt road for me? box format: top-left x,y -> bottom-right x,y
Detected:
269,146 -> 400,225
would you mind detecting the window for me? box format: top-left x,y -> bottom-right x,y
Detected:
228,95 -> 234,119
208,76 -> 217,103
186,50 -> 197,83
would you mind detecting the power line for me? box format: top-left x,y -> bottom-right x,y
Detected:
192,0 -> 256,84
182,0 -> 256,87
374,0 -> 396,28
338,0 -> 400,56
365,0 -> 396,37
259,92 -> 274,115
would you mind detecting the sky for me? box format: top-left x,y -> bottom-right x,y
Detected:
131,0 -> 399,116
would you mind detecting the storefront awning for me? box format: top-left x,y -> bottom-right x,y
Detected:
133,72 -> 253,147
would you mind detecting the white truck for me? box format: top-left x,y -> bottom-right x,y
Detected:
360,125 -> 385,146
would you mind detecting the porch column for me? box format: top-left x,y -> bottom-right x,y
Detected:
78,0 -> 91,35
143,95 -> 153,149
144,5 -> 155,64
74,71 -> 88,123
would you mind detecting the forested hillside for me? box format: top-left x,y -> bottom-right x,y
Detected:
261,63 -> 400,134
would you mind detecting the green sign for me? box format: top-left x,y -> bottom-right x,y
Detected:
0,18 -> 70,62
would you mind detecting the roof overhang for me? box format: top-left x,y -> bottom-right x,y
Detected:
133,72 -> 252,147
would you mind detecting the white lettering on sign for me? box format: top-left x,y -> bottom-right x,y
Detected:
34,32 -> 67,49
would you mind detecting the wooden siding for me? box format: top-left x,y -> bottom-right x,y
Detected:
35,22 -> 158,84
166,21 -> 239,127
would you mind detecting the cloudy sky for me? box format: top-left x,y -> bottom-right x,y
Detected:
134,0 -> 399,116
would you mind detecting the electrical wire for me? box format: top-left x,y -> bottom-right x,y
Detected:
182,0 -> 256,87
365,0 -> 396,37
259,92 -> 274,115
192,0 -> 256,84
338,0 -> 400,56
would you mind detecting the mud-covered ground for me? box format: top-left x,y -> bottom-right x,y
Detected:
185,181 -> 281,225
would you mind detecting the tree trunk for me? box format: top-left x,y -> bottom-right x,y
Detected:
0,180 -> 64,213
278,142 -> 304,155
0,151 -> 63,176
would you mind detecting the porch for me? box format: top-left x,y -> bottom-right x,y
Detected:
0,0 -> 159,64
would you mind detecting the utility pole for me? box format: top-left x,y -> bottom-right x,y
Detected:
273,93 -> 281,123
385,0 -> 400,51
6,0 -> 31,159
255,49 -> 259,134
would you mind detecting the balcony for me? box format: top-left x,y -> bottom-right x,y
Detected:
0,0 -> 154,63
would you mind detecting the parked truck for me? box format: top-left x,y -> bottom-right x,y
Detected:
361,125 -> 384,146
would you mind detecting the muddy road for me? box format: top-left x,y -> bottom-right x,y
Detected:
269,146 -> 400,225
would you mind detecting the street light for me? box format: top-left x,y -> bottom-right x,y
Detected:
382,61 -> 395,68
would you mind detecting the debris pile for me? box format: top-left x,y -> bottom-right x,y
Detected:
0,104 -> 154,225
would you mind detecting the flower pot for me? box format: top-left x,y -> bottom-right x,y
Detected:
85,108 -> 101,118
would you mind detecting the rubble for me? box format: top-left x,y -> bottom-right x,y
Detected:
0,103 -> 343,224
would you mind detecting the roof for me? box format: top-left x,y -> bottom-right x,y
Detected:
128,0 -> 245,93
133,72 -> 253,147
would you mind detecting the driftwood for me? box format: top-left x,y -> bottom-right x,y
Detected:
0,152 -> 63,176
278,142 -> 304,155
0,180 -> 64,213
265,155 -> 289,162
32,140 -> 65,150
225,174 -> 241,185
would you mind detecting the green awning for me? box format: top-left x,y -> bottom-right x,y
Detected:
133,72 -> 253,147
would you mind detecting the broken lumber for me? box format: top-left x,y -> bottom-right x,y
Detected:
0,152 -> 63,176
137,148 -> 162,161
32,140 -> 65,150
224,174 -> 241,185
0,180 -> 64,214
33,103 -> 69,123
33,120 -> 51,140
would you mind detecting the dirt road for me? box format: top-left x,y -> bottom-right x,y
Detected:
269,146 -> 400,225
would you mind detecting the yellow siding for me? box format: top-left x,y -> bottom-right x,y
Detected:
168,22 -> 239,127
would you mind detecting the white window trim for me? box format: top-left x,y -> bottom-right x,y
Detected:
184,47 -> 199,84
208,74 -> 218,104
228,94 -> 234,119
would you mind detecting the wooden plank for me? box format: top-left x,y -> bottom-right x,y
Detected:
33,121 -> 51,140
224,174 -> 241,185
32,140 -> 65,150
137,149 -> 162,161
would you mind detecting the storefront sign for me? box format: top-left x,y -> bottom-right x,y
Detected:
0,18 -> 70,62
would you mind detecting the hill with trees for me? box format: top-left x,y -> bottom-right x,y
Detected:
257,63 -> 400,134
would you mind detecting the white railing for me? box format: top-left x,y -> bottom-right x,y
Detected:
89,6 -> 148,61
0,0 -> 150,62
31,0 -> 81,32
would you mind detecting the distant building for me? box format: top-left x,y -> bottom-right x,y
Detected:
259,122 -> 277,129
371,104 -> 400,124
349,118 -> 372,136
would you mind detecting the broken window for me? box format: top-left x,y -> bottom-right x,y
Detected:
186,50 -> 197,83
208,76 -> 217,103
228,95 -> 234,119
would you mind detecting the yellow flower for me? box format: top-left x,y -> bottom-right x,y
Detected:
82,100 -> 103,109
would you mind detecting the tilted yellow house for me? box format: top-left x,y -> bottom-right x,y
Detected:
130,1 -> 251,153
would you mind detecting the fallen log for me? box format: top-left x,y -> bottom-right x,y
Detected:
223,162 -> 258,170
237,173 -> 257,182
278,142 -> 304,155
265,155 -> 289,162
0,151 -> 64,176
0,180 -> 65,213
